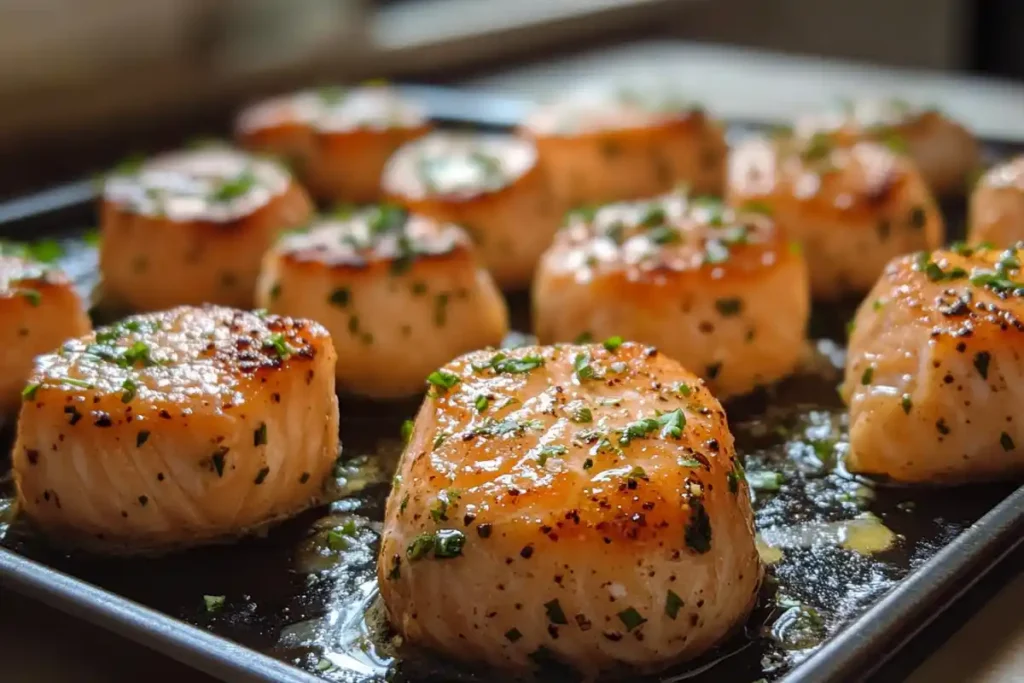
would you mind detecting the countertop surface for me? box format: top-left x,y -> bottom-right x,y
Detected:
2,39 -> 1024,682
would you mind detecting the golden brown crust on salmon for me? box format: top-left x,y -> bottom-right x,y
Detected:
256,206 -> 508,398
99,147 -> 313,311
521,90 -> 726,206
12,305 -> 339,553
379,343 -> 762,676
727,136 -> 944,299
383,132 -> 561,289
533,191 -> 810,397
843,243 -> 1024,482
969,155 -> 1024,248
794,99 -> 980,196
235,84 -> 432,203
0,256 -> 92,413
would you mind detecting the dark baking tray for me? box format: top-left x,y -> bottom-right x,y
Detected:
0,85 -> 1023,683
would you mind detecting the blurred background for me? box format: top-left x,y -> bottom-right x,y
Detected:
1,0 -> 1023,195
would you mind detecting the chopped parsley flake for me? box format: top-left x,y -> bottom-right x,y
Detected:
684,499 -> 712,553
505,628 -> 523,643
203,595 -> 226,613
474,395 -> 490,413
537,444 -> 567,466
665,590 -> 685,619
573,351 -> 597,381
407,529 -> 466,561
18,289 -> 42,306
254,422 -> 268,446
617,607 -> 647,631
544,599 -> 568,625
602,335 -> 624,351
657,409 -> 686,439
570,406 -> 593,423
746,470 -> 784,492
901,394 -> 912,415
329,288 -> 350,307
137,431 -> 150,447
210,170 -> 257,203
861,366 -> 874,385
618,417 -> 660,445
715,298 -> 743,316
401,419 -> 414,442
974,351 -> 991,380
426,369 -> 460,391
263,333 -> 295,360
473,353 -> 545,374
21,383 -> 40,400
254,467 -> 270,485
120,377 -> 138,403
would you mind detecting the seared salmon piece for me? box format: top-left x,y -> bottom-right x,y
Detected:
382,131 -> 561,289
378,343 -> 762,677
969,155 -> 1024,247
100,147 -> 313,311
256,205 -> 508,399
521,87 -> 727,207
0,255 -> 91,413
533,191 -> 810,398
13,305 -> 339,553
843,243 -> 1024,482
236,84 -> 431,203
727,135 -> 943,299
793,98 -> 979,196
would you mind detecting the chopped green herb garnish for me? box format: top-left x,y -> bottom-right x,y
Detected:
570,406 -> 593,423
327,529 -> 350,551
262,333 -> 294,360
254,467 -> 270,485
617,607 -> 647,631
537,444 -> 567,466
210,170 -> 257,203
665,590 -> 684,619
684,499 -> 712,553
715,298 -> 743,316
473,353 -> 546,374
740,200 -> 773,216
974,351 -> 991,380
474,394 -> 490,413
673,382 -> 692,397
401,419 -> 414,442
137,431 -> 150,447
574,331 -> 594,344
544,599 -> 568,625
746,470 -> 784,492
602,335 -> 624,351
657,409 -> 686,439
120,377 -> 138,403
861,366 -> 874,385
210,449 -> 226,477
901,393 -> 912,415
18,289 -> 42,306
582,457 -> 594,470
203,595 -> 225,613
618,417 -> 660,445
426,369 -> 460,392
573,351 -> 597,381
1001,432 -> 1015,451
505,628 -> 523,643
254,422 -> 268,446
727,457 -> 745,494
329,288 -> 350,307
22,383 -> 40,400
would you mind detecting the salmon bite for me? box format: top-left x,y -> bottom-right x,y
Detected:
378,343 -> 762,676
12,305 -> 339,553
